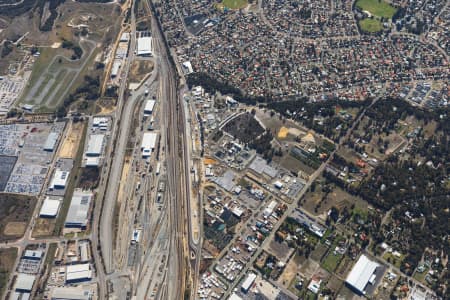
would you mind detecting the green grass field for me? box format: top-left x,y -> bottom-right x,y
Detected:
220,0 -> 248,9
359,18 -> 383,32
322,252 -> 342,272
356,0 -> 397,18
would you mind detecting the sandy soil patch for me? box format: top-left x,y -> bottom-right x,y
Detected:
204,157 -> 217,165
277,255 -> 300,287
278,126 -> 289,139
51,42 -> 61,48
59,121 -> 85,159
3,222 -> 26,236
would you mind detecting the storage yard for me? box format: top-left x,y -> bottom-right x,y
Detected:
0,122 -> 65,195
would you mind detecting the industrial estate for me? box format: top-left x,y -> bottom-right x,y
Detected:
0,0 -> 448,299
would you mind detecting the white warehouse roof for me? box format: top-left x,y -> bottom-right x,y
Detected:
346,254 -> 380,294
111,60 -> 121,77
85,157 -> 100,167
86,134 -> 105,157
241,273 -> 257,292
119,32 -> 130,42
50,170 -> 70,189
40,197 -> 61,218
141,132 -> 157,157
65,190 -> 93,228
144,100 -> 156,115
228,294 -> 243,300
67,264 -> 90,273
44,132 -> 59,151
23,250 -> 43,260
137,37 -> 152,56
15,274 -> 35,292
51,286 -> 91,300
66,264 -> 92,283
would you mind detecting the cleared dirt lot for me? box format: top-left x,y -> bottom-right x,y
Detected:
3,222 -> 26,236
129,60 -> 154,83
277,253 -> 300,287
59,121 -> 85,159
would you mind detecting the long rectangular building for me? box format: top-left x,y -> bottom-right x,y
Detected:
144,100 -> 156,116
241,273 -> 257,293
44,132 -> 59,152
66,263 -> 92,283
141,132 -> 157,158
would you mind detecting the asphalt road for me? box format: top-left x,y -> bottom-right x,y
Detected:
97,5 -> 138,277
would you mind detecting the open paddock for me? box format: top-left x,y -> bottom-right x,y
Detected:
0,193 -> 36,241
301,180 -> 369,219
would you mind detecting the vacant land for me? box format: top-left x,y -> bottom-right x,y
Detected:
278,154 -> 315,176
78,167 -> 100,190
0,194 -> 36,240
3,222 -> 26,236
59,121 -> 85,159
129,60 -> 154,83
302,182 -> 368,219
356,0 -> 397,18
277,254 -> 300,287
95,98 -> 116,115
359,18 -> 383,33
0,248 -> 18,298
220,0 -> 248,9
256,109 -> 305,143
222,113 -> 264,143
322,251 -> 343,272
32,218 -> 56,238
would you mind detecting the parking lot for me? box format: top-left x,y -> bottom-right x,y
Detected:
0,122 -> 65,195
0,75 -> 27,115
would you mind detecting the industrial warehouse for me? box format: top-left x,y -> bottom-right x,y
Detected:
64,190 -> 93,231
346,254 -> 382,295
141,132 -> 157,158
137,35 -> 152,56
83,116 -> 110,167
144,99 -> 156,116
65,264 -> 92,284
39,197 -> 62,218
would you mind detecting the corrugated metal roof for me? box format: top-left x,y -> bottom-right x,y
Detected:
44,132 -> 59,151
137,37 -> 152,56
86,134 -> 105,156
65,190 -> 92,227
50,170 -> 70,189
51,287 -> 90,300
40,198 -> 61,217
141,132 -> 157,157
346,254 -> 380,293
15,274 -> 35,291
